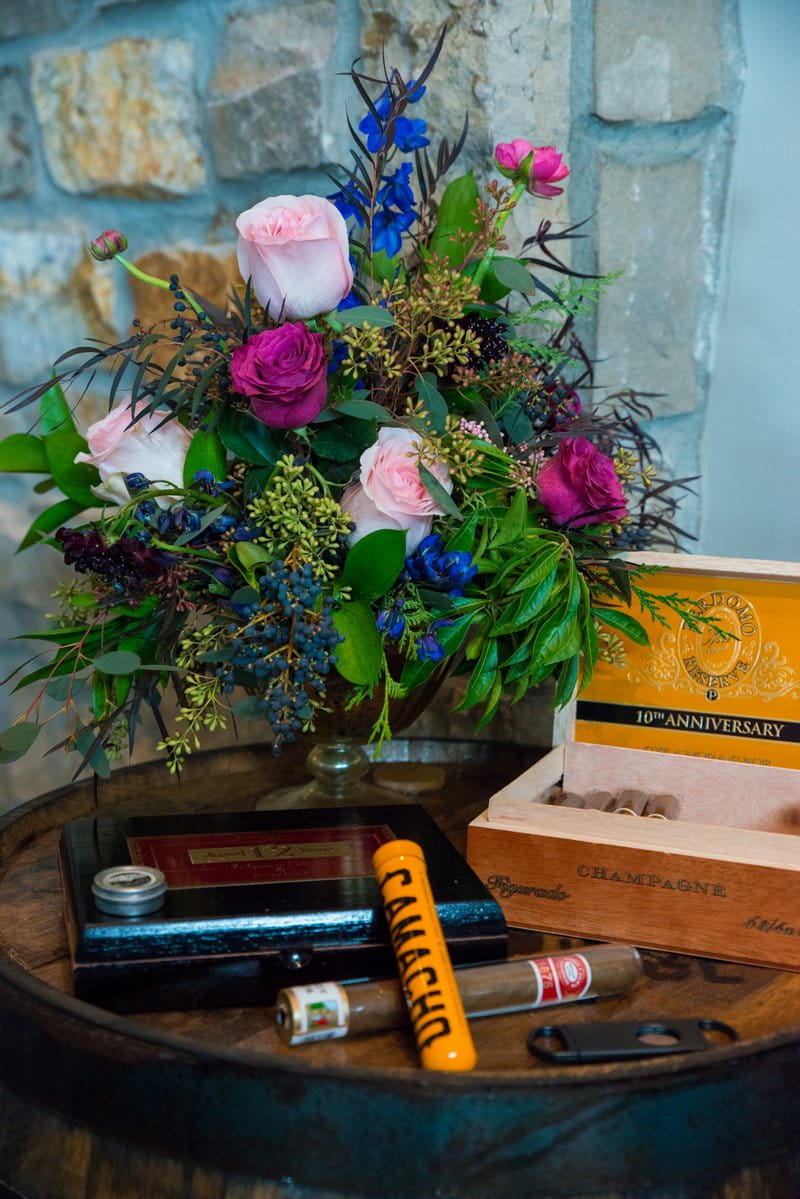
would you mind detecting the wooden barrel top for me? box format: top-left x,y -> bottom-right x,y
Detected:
1,738 -> 800,1198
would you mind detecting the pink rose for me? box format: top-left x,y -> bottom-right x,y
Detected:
235,194 -> 354,320
341,428 -> 452,553
494,140 -> 569,197
536,436 -> 627,528
75,398 -> 193,506
231,323 -> 327,429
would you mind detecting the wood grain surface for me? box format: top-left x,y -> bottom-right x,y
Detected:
1,739 -> 799,1199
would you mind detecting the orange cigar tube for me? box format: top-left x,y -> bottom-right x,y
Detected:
372,838 -> 477,1072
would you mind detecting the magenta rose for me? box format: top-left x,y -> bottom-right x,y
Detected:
230,323 -> 327,429
536,436 -> 627,528
235,194 -> 353,320
340,428 -> 452,553
494,139 -> 569,197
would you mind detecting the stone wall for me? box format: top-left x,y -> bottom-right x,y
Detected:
0,0 -> 743,807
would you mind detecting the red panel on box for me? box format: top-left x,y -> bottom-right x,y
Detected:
128,824 -> 395,889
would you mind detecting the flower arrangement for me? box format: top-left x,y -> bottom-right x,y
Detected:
0,34 -> 701,781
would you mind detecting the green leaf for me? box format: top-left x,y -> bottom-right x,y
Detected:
18,498 -> 83,551
365,249 -> 404,284
39,380 -> 76,436
578,577 -> 599,690
532,603 -> 582,669
444,511 -> 479,554
493,565 -> 560,635
554,653 -> 580,707
217,408 -> 279,467
418,465 -> 463,520
508,541 -> 563,594
74,728 -> 111,779
231,586 -> 260,607
332,601 -> 383,686
414,373 -> 448,433
0,722 -> 42,762
232,696 -> 269,719
333,397 -> 391,423
92,650 -> 142,675
0,433 -> 49,473
490,488 -> 529,549
340,529 -> 406,603
230,542 -> 272,584
45,675 -> 86,702
454,636 -> 499,710
313,419 -> 376,464
183,426 -> 227,485
43,430 -> 98,507
338,305 -> 395,328
491,257 -> 535,294
429,171 -> 480,265
594,605 -> 651,646
398,611 -> 474,693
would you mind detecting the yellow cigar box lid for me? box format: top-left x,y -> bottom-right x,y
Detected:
575,554 -> 800,770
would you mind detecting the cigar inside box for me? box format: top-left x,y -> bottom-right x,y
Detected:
467,554 -> 800,971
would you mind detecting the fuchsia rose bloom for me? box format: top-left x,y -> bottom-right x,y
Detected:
341,428 -> 453,553
536,436 -> 627,528
75,398 -> 193,507
235,194 -> 354,320
494,139 -> 570,197
230,323 -> 327,429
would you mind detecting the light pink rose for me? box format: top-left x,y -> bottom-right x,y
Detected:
75,398 -> 193,506
536,436 -> 627,528
494,140 -> 569,197
341,428 -> 452,553
235,194 -> 354,320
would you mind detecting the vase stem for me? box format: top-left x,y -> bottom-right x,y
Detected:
305,736 -> 371,802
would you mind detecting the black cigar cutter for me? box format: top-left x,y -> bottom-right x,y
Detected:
528,1018 -> 738,1064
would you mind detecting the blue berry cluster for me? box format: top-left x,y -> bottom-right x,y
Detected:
221,561 -> 343,752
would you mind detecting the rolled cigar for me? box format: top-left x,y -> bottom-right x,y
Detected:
643,793 -> 681,820
556,792 -> 587,809
614,789 -> 649,816
584,791 -> 615,810
275,943 -> 644,1046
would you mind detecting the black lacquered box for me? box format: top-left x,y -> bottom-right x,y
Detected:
58,804 -> 508,1011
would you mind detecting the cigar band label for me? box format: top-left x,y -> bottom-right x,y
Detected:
287,982 -> 349,1043
530,954 -> 591,1005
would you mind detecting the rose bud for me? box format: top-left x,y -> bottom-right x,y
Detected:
494,140 -> 569,197
89,230 -> 129,261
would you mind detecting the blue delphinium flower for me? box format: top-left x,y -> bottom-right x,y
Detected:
403,534 -> 478,597
415,618 -> 453,663
371,206 -> 415,258
376,597 -> 406,639
328,180 -> 368,227
358,82 -> 428,154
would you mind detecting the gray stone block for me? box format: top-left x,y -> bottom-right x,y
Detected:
595,0 -> 724,123
0,0 -> 79,40
594,157 -> 704,417
208,0 -> 340,179
0,67 -> 35,198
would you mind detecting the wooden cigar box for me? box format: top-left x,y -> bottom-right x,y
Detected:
467,555 -> 800,970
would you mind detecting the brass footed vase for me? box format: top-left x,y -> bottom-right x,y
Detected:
257,667 -> 448,808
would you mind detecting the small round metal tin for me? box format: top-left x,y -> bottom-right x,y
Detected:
92,866 -> 167,917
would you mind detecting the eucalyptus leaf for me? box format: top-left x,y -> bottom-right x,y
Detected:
0,721 -> 42,762
333,397 -> 391,422
491,257 -> 535,294
339,305 -> 395,328
45,676 -> 86,702
232,696 -> 269,719
92,650 -> 142,675
419,465 -> 462,520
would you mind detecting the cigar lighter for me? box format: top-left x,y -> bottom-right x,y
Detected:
372,838 -> 476,1072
